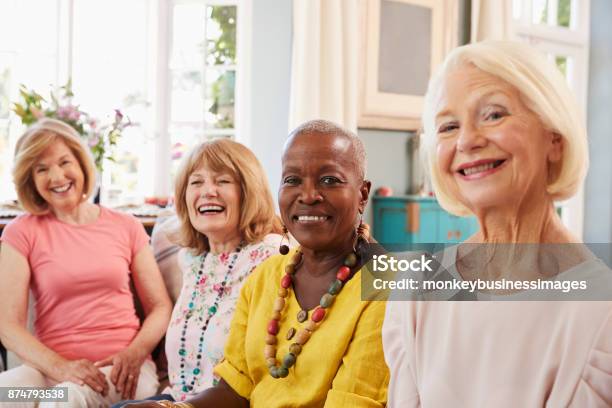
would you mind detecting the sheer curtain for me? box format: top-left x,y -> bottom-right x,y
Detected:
471,0 -> 513,42
289,0 -> 359,132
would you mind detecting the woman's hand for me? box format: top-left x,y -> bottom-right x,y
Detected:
94,347 -> 147,399
51,358 -> 109,396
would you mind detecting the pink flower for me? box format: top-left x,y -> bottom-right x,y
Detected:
213,283 -> 222,292
68,108 -> 80,121
88,135 -> 100,147
89,119 -> 98,129
199,277 -> 207,285
57,106 -> 69,119
171,151 -> 183,160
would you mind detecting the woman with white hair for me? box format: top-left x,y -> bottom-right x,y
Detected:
383,41 -> 612,407
0,118 -> 172,406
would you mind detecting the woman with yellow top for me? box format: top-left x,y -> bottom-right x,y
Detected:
125,119 -> 389,408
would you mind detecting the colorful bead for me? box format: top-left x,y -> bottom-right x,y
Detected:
279,244 -> 290,255
267,319 -> 279,335
286,327 -> 296,340
304,320 -> 317,332
266,357 -> 277,367
320,293 -> 334,308
264,345 -> 276,358
289,343 -> 302,355
328,279 -> 343,295
277,367 -> 289,377
269,366 -> 280,378
265,334 -> 277,345
285,264 -> 295,275
281,274 -> 292,288
282,353 -> 296,368
297,310 -> 308,323
295,329 -> 311,345
311,307 -> 326,322
344,252 -> 358,267
278,287 -> 288,297
336,266 -> 351,281
208,305 -> 217,314
272,311 -> 282,320
274,297 -> 285,312
192,368 -> 200,375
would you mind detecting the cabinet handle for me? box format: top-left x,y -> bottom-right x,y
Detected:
455,230 -> 461,239
406,203 -> 420,233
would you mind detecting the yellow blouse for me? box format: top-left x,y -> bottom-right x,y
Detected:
214,250 -> 389,407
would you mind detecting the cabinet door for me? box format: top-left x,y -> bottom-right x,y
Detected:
438,212 -> 478,243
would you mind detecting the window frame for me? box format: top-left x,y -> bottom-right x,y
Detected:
509,0 -> 591,239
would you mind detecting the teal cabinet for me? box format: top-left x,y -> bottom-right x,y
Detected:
372,195 -> 478,244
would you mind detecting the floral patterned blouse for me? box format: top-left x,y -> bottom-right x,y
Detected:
164,234 -> 282,401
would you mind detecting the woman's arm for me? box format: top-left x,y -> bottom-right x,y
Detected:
0,243 -> 108,393
96,245 -> 172,398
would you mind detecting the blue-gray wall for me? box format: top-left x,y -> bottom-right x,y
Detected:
248,0 -> 293,200
585,0 -> 612,244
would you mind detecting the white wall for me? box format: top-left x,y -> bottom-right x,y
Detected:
248,0 -> 293,203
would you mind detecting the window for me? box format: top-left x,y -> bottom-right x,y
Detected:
0,0 -> 250,206
510,0 -> 590,238
168,1 -> 241,181
0,0 -> 62,201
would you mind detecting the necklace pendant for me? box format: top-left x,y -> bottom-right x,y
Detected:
286,327 -> 296,340
297,309 -> 308,323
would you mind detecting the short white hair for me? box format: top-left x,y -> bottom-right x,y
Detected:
422,41 -> 588,216
287,119 -> 367,180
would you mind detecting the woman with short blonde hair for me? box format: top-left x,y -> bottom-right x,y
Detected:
0,118 -> 172,407
384,41 -> 612,407
13,118 -> 96,214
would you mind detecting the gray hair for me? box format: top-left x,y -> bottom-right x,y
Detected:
287,119 -> 367,180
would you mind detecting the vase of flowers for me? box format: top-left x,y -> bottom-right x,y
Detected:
12,80 -> 133,203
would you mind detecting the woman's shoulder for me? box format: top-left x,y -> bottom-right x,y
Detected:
2,213 -> 49,236
240,249 -> 289,291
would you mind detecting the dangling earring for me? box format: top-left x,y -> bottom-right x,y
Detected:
353,214 -> 369,252
279,225 -> 290,255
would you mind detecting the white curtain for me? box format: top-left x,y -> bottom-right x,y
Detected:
471,0 -> 513,42
289,0 -> 359,132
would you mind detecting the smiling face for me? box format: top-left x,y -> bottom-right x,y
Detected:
185,165 -> 242,241
32,139 -> 85,213
279,131 -> 370,253
433,64 -> 562,213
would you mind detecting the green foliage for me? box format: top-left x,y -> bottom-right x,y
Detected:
207,6 -> 236,65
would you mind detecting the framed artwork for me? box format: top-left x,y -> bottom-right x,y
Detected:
358,0 -> 458,130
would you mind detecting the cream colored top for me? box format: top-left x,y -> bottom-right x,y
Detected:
383,247 -> 612,407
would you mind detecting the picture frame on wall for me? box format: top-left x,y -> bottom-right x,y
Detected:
358,0 -> 458,131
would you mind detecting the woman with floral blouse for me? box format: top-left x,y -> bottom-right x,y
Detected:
114,139 -> 282,406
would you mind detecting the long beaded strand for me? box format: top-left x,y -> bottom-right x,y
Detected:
264,248 -> 358,378
178,244 -> 243,393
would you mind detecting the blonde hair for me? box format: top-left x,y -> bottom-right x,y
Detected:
13,118 -> 96,215
422,41 -> 588,216
174,138 -> 282,254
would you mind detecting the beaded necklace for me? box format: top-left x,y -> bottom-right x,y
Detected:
178,243 -> 243,393
264,247 -> 358,378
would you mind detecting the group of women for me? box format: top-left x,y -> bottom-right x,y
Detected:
0,40 -> 610,408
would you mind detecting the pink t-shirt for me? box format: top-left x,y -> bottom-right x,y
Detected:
1,206 -> 148,362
